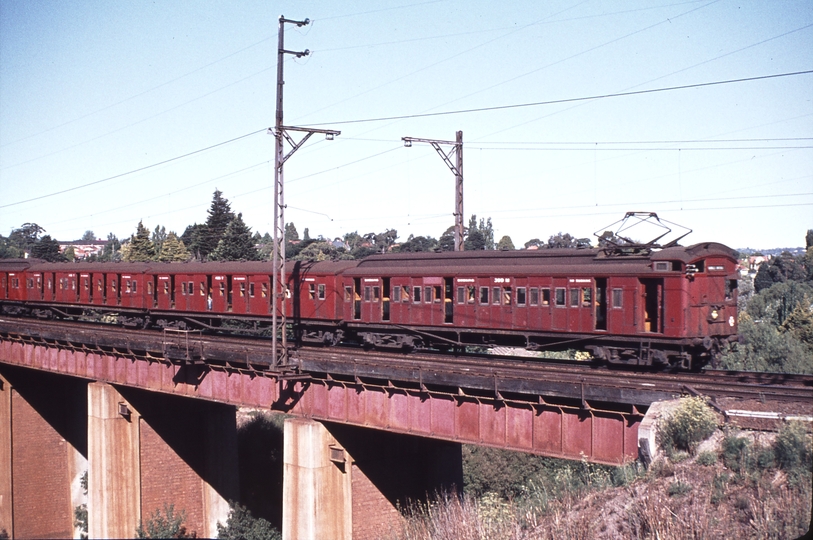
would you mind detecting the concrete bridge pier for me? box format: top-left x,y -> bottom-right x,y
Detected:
283,418 -> 463,540
88,382 -> 239,538
0,365 -> 88,539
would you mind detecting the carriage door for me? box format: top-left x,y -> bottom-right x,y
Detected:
353,278 -> 362,320
362,278 -> 381,322
639,278 -> 663,333
595,278 -> 607,331
232,275 -> 247,313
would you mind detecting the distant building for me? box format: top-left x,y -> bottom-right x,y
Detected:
59,241 -> 107,260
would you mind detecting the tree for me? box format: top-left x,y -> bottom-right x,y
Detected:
438,226 -> 456,252
496,235 -> 515,250
0,235 -> 23,259
396,235 -> 438,253
524,238 -> 543,249
31,235 -> 65,262
546,232 -> 590,249
99,233 -> 121,262
200,189 -> 235,259
151,225 -> 167,256
210,214 -> 259,261
63,246 -> 76,261
125,221 -> 155,262
303,228 -> 311,242
285,223 -> 299,242
158,232 -> 191,262
181,223 -> 207,260
293,241 -> 352,262
136,504 -> 193,538
81,230 -> 96,243
806,229 -> 813,250
464,215 -> 494,250
216,502 -> 280,540
8,223 -> 45,254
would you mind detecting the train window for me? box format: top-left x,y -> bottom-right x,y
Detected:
373,286 -> 381,302
71,279 -> 76,290
492,287 -> 500,305
249,283 -> 255,297
725,279 -> 737,300
364,286 -> 371,302
132,281 -> 137,293
654,262 -> 669,271
318,284 -> 326,299
84,278 -> 89,290
555,288 -> 566,306
219,283 -> 225,296
181,282 -> 186,295
394,286 -> 401,302
425,286 -> 432,303
517,287 -> 526,306
27,278 -> 33,288
570,289 -> 580,307
467,286 -> 475,303
111,280 -> 116,292
582,288 -> 591,307
240,283 -> 246,297
262,283 -> 268,298
529,288 -> 538,306
98,279 -> 103,291
480,287 -> 489,304
344,286 -> 352,302
188,283 -> 194,295
402,286 -> 411,302
542,288 -> 551,306
413,286 -> 422,302
200,282 -> 205,296
612,289 -> 623,308
12,278 -> 19,288
433,286 -> 441,303
457,286 -> 465,304
503,287 -> 512,305
147,281 -> 152,295
309,284 -> 316,299
163,282 -> 169,295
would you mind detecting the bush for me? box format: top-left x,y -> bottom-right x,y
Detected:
658,397 -> 718,455
217,502 -> 280,540
667,480 -> 692,497
774,420 -> 813,470
721,433 -> 753,473
696,451 -> 718,466
136,504 -> 192,539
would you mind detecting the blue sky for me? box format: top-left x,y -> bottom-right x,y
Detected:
1,0 -> 811,251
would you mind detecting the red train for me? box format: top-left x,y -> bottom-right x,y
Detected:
0,240 -> 738,370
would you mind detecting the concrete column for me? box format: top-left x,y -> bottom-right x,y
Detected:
87,382 -> 141,539
282,418 -> 352,540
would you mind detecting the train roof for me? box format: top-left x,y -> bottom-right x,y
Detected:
0,258 -> 40,271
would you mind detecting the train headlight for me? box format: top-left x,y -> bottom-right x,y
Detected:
710,309 -> 719,320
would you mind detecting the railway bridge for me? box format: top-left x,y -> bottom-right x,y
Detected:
0,318 -> 809,539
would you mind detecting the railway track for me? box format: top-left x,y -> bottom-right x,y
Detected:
0,317 -> 811,409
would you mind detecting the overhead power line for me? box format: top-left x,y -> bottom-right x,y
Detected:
0,129 -> 265,210
308,70 -> 813,126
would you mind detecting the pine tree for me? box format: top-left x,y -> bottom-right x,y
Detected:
151,225 -> 167,256
31,235 -> 65,262
125,221 -> 155,262
210,214 -> 259,261
200,189 -> 234,259
158,232 -> 191,262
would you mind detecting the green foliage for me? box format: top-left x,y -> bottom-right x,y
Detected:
136,504 -> 192,538
719,316 -> 813,374
216,502 -> 280,540
496,235 -> 514,250
396,234 -> 438,253
158,232 -> 191,262
292,241 -> 352,262
464,215 -> 494,250
658,397 -> 718,455
774,420 -> 813,471
667,480 -> 692,497
721,433 -> 753,473
125,220 -> 155,262
201,189 -> 235,259
696,451 -> 718,466
284,222 -> 299,242
81,230 -> 96,242
438,226 -> 456,252
31,235 -> 66,262
210,214 -> 259,261
98,233 -> 121,261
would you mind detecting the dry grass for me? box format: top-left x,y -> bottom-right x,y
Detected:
391,457 -> 811,540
